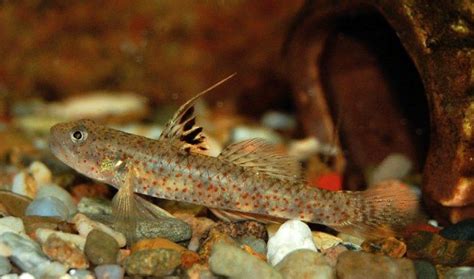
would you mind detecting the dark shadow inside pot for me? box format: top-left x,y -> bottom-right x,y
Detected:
318,11 -> 430,189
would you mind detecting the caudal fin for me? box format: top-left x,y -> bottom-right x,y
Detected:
336,180 -> 425,238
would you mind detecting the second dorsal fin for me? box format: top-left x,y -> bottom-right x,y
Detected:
218,138 -> 303,182
159,74 -> 236,153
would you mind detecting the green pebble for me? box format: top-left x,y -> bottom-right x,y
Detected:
124,248 -> 181,277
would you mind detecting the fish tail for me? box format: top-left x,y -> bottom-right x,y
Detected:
336,180 -> 425,238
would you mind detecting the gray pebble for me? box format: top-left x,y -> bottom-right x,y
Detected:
95,264 -> 124,279
136,218 -> 192,242
36,184 -> 77,216
210,242 -> 282,279
414,260 -> 437,279
25,196 -> 69,221
239,235 -> 267,255
0,256 -> 12,276
445,267 -> 474,279
275,249 -> 335,279
84,229 -> 119,265
124,249 -> 181,277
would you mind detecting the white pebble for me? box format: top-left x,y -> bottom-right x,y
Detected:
36,184 -> 77,217
267,220 -> 317,266
28,161 -> 52,187
68,269 -> 95,279
72,214 -> 126,247
369,153 -> 412,185
35,228 -> 86,251
0,217 -> 25,236
11,172 -> 37,199
1,274 -> 19,279
95,264 -> 124,279
25,196 -> 69,221
18,273 -> 34,279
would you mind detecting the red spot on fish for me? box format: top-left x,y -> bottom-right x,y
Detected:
175,173 -> 182,178
182,188 -> 188,193
312,172 -> 342,191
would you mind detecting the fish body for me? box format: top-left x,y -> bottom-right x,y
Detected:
49,76 -> 422,237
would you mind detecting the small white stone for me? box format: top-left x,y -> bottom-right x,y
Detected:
1,274 -> 19,279
25,196 -> 69,221
288,137 -> 339,160
18,274 -> 34,279
312,231 -> 343,250
36,184 -> 77,217
267,220 -> 317,266
72,214 -> 126,247
0,217 -> 25,236
68,269 -> 95,279
11,172 -> 37,199
28,161 -> 52,187
35,228 -> 86,251
369,153 -> 413,185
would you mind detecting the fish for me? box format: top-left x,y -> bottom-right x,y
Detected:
49,74 -> 424,238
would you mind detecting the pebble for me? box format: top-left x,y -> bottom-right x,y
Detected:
209,242 -> 282,279
199,229 -> 239,262
288,137 -> 338,161
361,237 -> 407,258
336,251 -> 416,279
11,172 -> 37,199
72,214 -> 126,247
22,216 -> 66,235
0,203 -> 9,218
0,232 -> 68,278
337,233 -> 364,248
413,260 -> 438,279
369,153 -> 412,185
407,231 -> 474,265
77,198 -> 112,216
186,263 -> 219,279
42,235 -> 89,269
130,237 -> 186,254
173,214 -> 215,251
267,220 -> 317,266
445,266 -> 474,278
25,196 -> 69,221
440,219 -> 474,241
94,264 -> 124,279
36,184 -> 77,217
312,231 -> 343,250
261,111 -> 296,131
135,217 -> 192,242
323,245 -> 349,266
0,191 -> 32,217
124,248 -> 181,277
239,235 -> 267,255
28,161 -> 52,187
84,229 -> 119,265
0,256 -> 12,276
210,220 -> 268,241
230,125 -> 282,144
68,268 -> 95,279
275,249 -> 335,279
0,217 -> 25,235
35,228 -> 86,250
0,243 -> 12,257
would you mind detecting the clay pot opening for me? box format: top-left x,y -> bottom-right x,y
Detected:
316,10 -> 430,189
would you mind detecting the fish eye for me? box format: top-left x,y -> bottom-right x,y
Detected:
70,128 -> 88,143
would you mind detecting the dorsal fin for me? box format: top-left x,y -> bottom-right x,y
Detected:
218,138 -> 303,182
159,74 -> 236,153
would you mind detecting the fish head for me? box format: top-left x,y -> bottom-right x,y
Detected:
49,119 -> 125,185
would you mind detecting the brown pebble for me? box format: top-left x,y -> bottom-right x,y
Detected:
42,235 -> 89,269
361,236 -> 407,258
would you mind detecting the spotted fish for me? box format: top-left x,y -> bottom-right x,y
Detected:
49,75 -> 423,238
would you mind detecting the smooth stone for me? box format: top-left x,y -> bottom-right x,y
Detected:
0,243 -> 12,257
22,216 -> 64,235
361,237 -> 407,258
42,235 -> 89,269
230,125 -> 282,144
407,231 -> 474,265
209,242 -> 282,279
0,232 -> 68,278
445,266 -> 474,279
84,229 -> 119,265
36,184 -> 77,217
322,245 -> 349,267
0,217 -> 25,235
25,196 -> 69,221
186,263 -> 219,279
12,172 -> 37,199
135,217 -> 192,242
440,219 -> 474,241
413,260 -> 438,279
94,264 -> 124,279
0,256 -> 12,276
73,213 -> 126,247
0,190 -> 32,217
36,228 -> 86,250
77,198 -> 112,216
336,251 -> 416,279
239,235 -> 267,255
369,153 -> 412,185
198,229 -> 239,262
267,220 -> 317,266
124,248 -> 181,277
312,231 -> 343,250
261,111 -> 296,131
130,237 -> 186,254
28,161 -> 52,187
275,249 -> 335,279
